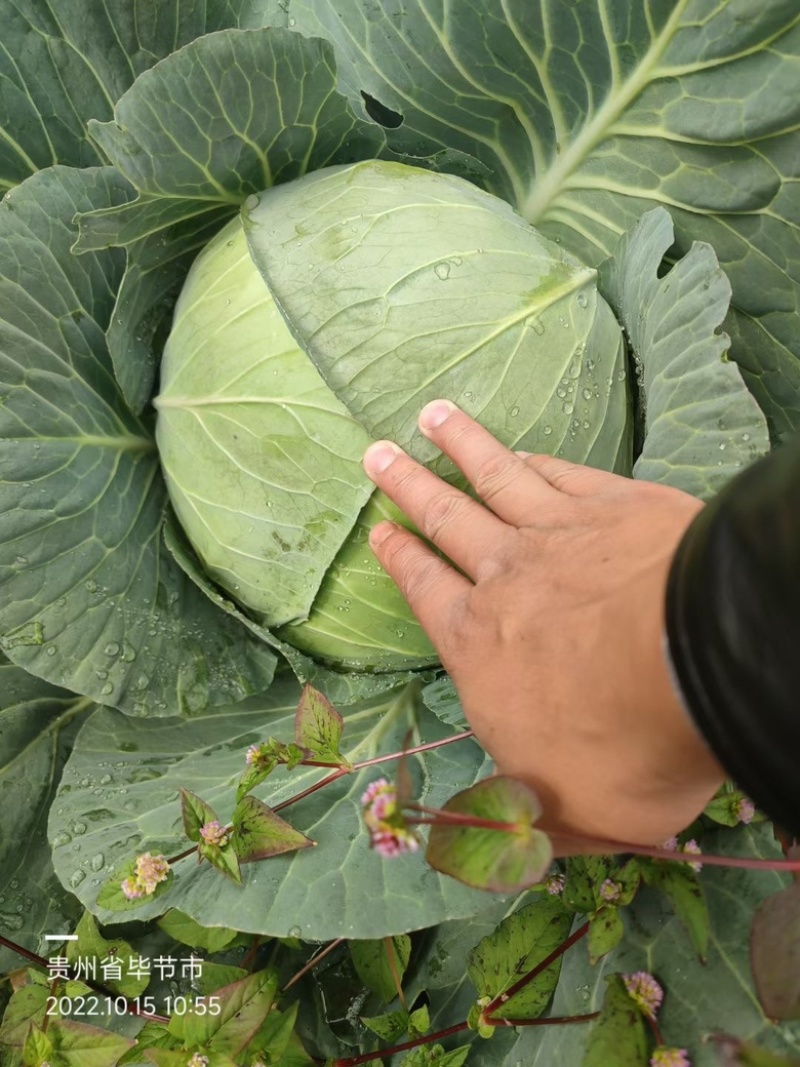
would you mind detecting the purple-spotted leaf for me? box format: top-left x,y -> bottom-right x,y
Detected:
588,906 -> 624,964
467,897 -> 572,1021
712,1034 -> 800,1066
37,1017 -> 135,1067
199,841 -> 242,885
96,853 -> 173,913
168,968 -> 278,1055
232,795 -> 315,862
361,1009 -> 409,1041
181,788 -> 219,843
426,776 -> 551,892
641,859 -> 709,961
751,881 -> 800,1020
581,974 -> 648,1067
295,685 -> 349,766
350,935 -> 411,1003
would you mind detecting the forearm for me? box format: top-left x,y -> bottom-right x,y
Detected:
665,434 -> 800,837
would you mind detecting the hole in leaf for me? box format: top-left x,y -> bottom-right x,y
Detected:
409,989 -> 431,1012
360,90 -> 404,128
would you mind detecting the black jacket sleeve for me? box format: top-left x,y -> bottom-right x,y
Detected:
665,433 -> 800,838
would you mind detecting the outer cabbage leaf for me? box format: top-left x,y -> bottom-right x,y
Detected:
600,208 -> 770,498
0,0 -> 243,189
49,677 -> 503,940
0,654 -> 90,971
76,26 -> 385,413
281,0 -> 800,440
0,167 -> 276,714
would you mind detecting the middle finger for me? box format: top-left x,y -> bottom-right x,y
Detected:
362,440 -> 508,582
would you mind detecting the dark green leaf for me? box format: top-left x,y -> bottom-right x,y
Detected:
0,168 -> 277,714
350,936 -> 411,1003
0,655 -> 88,970
0,0 -> 240,187
286,0 -> 800,438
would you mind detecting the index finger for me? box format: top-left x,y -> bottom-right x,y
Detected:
368,520 -> 470,657
418,400 -> 561,526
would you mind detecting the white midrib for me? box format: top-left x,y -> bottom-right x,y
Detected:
520,0 -> 690,225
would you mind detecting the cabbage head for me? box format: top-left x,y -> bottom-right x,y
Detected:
155,160 -> 631,671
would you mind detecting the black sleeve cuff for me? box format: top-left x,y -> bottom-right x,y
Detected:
665,435 -> 800,838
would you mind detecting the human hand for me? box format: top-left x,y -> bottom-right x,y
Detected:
362,400 -> 724,848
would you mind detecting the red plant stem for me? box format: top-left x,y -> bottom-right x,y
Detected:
646,1013 -> 665,1046
484,921 -> 590,1019
553,832 -> 800,873
169,733 -> 475,863
332,1021 -> 470,1067
282,938 -> 345,993
354,730 -> 475,769
406,803 -> 523,832
492,1012 -> 600,1027
0,935 -> 169,1023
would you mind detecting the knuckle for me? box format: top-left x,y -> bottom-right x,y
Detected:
473,453 -> 522,503
421,491 -> 468,544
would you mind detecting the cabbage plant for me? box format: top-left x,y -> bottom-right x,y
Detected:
0,1 -> 798,1064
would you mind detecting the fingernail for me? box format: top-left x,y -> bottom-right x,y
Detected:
369,521 -> 396,548
419,399 -> 456,432
515,450 -> 533,458
363,441 -> 401,476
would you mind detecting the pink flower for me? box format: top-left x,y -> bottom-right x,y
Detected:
245,743 -> 262,765
186,1055 -> 209,1067
544,873 -> 566,895
599,878 -> 621,903
199,820 -> 228,847
735,796 -> 755,824
660,836 -> 702,873
135,852 -> 170,893
361,778 -> 419,857
682,839 -> 703,873
623,971 -> 664,1020
650,1047 -> 691,1067
121,876 -> 145,901
371,827 -> 420,857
